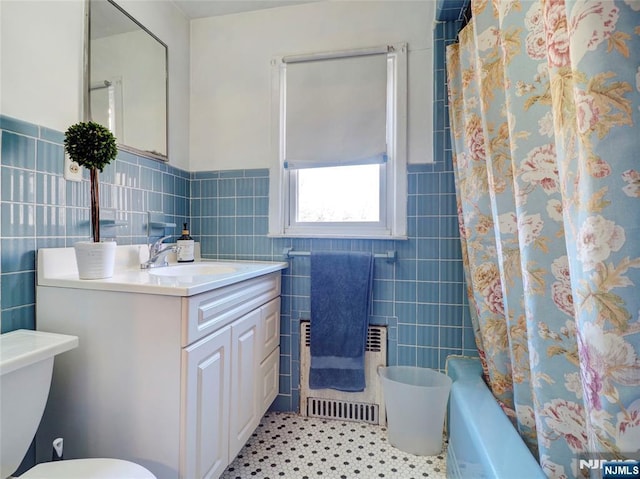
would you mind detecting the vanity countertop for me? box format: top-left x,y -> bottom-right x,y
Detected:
37,245 -> 288,297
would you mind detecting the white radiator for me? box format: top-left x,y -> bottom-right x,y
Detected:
300,321 -> 387,425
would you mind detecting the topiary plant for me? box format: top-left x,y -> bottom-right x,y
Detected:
64,121 -> 118,242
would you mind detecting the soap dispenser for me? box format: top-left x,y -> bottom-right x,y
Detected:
176,223 -> 195,263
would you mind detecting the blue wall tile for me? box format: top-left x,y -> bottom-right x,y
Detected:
1,131 -> 36,169
435,0 -> 469,21
418,303 -> 440,325
2,167 -> 36,203
0,116 -> 39,137
440,326 -> 463,348
398,324 -> 417,344
417,260 -> 440,281
397,345 -> 417,365
1,272 -> 35,309
37,173 -> 66,206
1,203 -> 36,237
1,305 -> 35,333
37,141 -> 64,174
36,206 -> 66,237
441,304 -> 465,327
417,346 -> 440,369
418,325 -> 440,348
1,238 -> 36,273
218,178 -> 236,197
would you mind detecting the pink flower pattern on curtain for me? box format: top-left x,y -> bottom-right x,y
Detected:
446,0 -> 640,476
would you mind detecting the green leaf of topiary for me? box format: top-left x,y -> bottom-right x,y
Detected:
64,121 -> 118,172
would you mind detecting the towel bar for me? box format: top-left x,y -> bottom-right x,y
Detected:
283,247 -> 397,262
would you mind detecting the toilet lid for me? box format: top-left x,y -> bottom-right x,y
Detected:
20,458 -> 156,479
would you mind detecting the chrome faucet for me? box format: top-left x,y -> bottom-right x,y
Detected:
141,235 -> 180,269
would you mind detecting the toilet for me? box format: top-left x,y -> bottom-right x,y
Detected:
0,330 -> 156,479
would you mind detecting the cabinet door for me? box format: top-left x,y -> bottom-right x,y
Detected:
182,326 -> 231,479
229,308 -> 261,460
259,346 -> 280,414
261,297 -> 281,361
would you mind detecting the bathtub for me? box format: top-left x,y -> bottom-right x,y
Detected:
445,356 -> 546,479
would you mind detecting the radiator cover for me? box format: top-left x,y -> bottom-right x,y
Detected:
300,321 -> 387,425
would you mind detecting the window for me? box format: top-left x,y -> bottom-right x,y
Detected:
269,43 -> 407,239
295,164 -> 381,223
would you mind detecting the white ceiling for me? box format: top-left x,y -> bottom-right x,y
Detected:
170,0 -> 323,19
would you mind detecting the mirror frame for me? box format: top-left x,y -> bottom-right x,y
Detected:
84,0 -> 169,162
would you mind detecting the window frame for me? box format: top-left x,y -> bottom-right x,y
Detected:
269,43 -> 407,239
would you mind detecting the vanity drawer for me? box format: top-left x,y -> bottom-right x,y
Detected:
182,273 -> 281,347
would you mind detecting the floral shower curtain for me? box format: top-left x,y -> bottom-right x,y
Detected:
446,0 -> 640,477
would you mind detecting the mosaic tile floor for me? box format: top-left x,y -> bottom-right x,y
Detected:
221,412 -> 447,479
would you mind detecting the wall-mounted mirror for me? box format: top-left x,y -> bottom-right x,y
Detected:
89,0 -> 168,161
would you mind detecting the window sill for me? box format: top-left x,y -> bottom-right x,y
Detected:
267,233 -> 409,240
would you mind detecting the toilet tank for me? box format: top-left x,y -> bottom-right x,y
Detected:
0,330 -> 78,478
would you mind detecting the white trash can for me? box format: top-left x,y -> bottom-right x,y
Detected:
379,366 -> 452,456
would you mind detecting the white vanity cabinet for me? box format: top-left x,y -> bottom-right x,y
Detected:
36,267 -> 282,479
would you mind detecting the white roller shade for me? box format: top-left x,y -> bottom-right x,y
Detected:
284,52 -> 388,169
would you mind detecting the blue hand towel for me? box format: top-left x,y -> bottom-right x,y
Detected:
309,251 -> 374,392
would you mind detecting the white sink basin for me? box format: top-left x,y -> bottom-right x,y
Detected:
148,263 -> 238,277
37,245 -> 288,296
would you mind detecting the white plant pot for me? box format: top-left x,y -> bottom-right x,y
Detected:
74,241 -> 117,279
